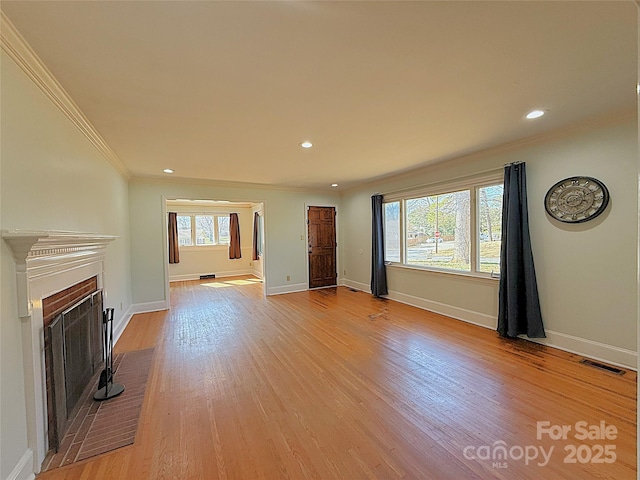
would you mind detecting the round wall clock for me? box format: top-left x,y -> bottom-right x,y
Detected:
544,176 -> 609,223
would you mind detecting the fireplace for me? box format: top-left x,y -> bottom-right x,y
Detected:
2,230 -> 117,473
43,277 -> 103,451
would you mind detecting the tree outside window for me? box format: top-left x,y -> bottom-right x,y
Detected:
177,214 -> 233,246
383,179 -> 503,277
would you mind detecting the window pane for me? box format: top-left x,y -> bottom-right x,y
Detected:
195,215 -> 215,245
405,191 -> 470,271
177,215 -> 192,246
257,215 -> 264,256
383,202 -> 400,262
478,184 -> 504,274
217,216 -> 230,245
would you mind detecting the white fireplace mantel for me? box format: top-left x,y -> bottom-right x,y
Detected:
3,230 -> 117,317
2,229 -> 118,473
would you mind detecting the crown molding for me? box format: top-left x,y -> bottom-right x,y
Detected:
130,174 -> 339,195
0,12 -> 131,180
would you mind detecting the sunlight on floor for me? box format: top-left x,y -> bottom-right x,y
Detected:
202,278 -> 262,288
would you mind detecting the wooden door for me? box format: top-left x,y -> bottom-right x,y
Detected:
308,206 -> 337,288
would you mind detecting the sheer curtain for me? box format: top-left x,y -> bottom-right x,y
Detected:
497,162 -> 545,338
168,212 -> 180,264
229,213 -> 242,259
371,194 -> 388,297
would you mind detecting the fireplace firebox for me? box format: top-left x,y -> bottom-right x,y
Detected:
46,288 -> 103,450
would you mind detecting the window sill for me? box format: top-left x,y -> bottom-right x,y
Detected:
179,245 -> 229,252
385,262 -> 499,283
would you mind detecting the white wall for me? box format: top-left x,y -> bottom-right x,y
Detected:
0,50 -> 132,478
251,204 -> 264,279
341,116 -> 638,368
129,179 -> 340,303
167,204 -> 255,281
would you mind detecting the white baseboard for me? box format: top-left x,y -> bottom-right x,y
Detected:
251,269 -> 263,279
387,289 -> 496,329
169,270 -> 254,282
113,300 -> 168,345
341,279 -> 370,293
128,300 -> 169,314
267,282 -> 308,296
527,330 -> 637,371
340,278 -> 637,370
112,309 -> 133,346
6,448 -> 35,480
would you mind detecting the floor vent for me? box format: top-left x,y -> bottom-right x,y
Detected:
200,274 -> 216,279
580,359 -> 625,375
349,288 -> 358,292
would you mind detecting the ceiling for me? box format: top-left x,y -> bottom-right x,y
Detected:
1,1 -> 637,190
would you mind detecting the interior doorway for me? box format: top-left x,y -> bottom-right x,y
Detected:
307,206 -> 337,288
164,198 -> 267,305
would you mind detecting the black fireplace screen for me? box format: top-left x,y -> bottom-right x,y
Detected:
48,290 -> 103,450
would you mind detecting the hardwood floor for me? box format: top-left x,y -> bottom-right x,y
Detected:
37,277 -> 636,479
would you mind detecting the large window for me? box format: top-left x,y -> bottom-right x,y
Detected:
177,214 -> 231,246
384,202 -> 401,263
383,177 -> 503,277
477,185 -> 504,274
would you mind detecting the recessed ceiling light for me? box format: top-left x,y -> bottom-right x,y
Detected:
300,141 -> 313,149
331,183 -> 338,188
526,110 -> 545,119
163,168 -> 174,174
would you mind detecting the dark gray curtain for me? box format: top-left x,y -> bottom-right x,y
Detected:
229,213 -> 242,259
371,194 -> 388,297
497,162 -> 545,338
168,212 -> 180,264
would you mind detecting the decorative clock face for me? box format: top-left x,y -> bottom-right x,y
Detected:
544,176 -> 609,223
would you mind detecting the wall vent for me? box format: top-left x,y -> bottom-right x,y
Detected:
200,274 -> 216,279
580,358 -> 625,375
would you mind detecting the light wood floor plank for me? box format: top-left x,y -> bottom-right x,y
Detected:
37,277 -> 636,479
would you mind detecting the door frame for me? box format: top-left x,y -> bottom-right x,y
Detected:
305,202 -> 340,290
162,196 -> 269,308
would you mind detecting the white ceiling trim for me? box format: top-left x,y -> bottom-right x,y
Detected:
0,12 -> 131,180
130,174 -> 336,195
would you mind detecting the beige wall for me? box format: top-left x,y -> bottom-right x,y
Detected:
129,180 -> 340,303
0,51 -> 132,478
341,116 -> 638,367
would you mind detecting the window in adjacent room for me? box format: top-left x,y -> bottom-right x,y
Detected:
178,214 -> 231,246
177,215 -> 193,246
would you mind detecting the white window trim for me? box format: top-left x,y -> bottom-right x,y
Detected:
383,170 -> 503,280
177,213 -> 231,247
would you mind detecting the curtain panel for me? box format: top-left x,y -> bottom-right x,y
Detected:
229,213 -> 242,259
497,162 -> 545,338
168,212 -> 180,264
371,194 -> 388,297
